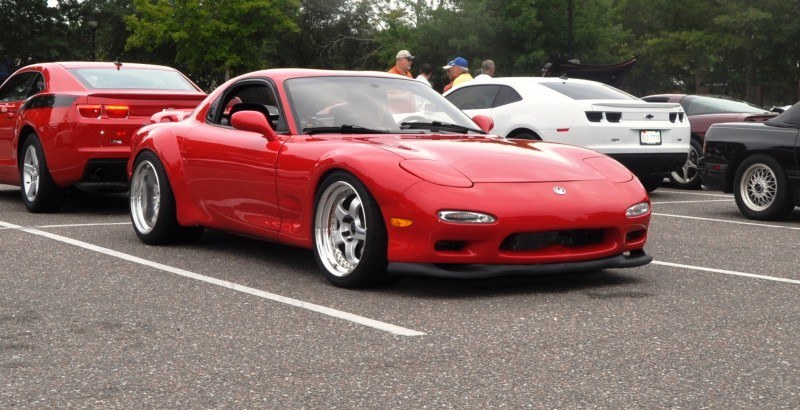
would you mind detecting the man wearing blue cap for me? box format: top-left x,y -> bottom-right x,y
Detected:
442,57 -> 472,92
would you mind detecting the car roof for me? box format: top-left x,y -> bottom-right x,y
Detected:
234,68 -> 418,83
474,76 -> 602,87
14,61 -> 182,71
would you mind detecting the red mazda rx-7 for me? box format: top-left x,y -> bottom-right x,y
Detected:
128,69 -> 652,287
0,61 -> 206,212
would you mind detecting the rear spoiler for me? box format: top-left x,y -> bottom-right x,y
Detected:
150,109 -> 194,123
87,91 -> 206,101
744,114 -> 777,123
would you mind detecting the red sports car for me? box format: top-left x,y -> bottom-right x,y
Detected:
642,94 -> 775,188
0,61 -> 206,212
128,69 -> 652,287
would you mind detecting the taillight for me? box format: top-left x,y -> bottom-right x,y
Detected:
77,104 -> 130,119
78,105 -> 102,118
105,105 -> 129,118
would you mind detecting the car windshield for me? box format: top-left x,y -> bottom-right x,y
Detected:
68,68 -> 198,91
285,75 -> 479,133
538,80 -> 637,100
685,96 -> 770,115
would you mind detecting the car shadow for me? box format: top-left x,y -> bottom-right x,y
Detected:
59,190 -> 129,215
192,230 -> 645,297
387,270 -> 644,298
0,185 -> 129,215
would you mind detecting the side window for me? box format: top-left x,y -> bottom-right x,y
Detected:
0,72 -> 37,102
492,85 -> 522,108
207,80 -> 284,131
445,85 -> 500,110
29,73 -> 46,97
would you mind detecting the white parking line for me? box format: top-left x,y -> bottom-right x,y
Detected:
653,260 -> 800,285
652,199 -> 733,205
654,189 -> 733,197
0,222 -> 130,230
653,213 -> 800,231
0,220 -> 426,337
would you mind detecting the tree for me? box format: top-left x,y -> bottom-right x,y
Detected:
125,0 -> 301,87
0,0 -> 72,72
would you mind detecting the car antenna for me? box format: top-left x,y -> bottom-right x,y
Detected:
114,59 -> 122,70
559,73 -> 568,80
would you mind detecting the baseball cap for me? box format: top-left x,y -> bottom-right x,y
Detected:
396,50 -> 414,60
443,57 -> 468,69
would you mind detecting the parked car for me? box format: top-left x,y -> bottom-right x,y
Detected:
0,61 -> 206,212
443,77 -> 690,192
642,94 -> 776,189
128,69 -> 653,288
699,102 -> 800,220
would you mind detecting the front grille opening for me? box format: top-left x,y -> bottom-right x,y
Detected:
679,112 -> 685,122
435,240 -> 466,252
605,112 -> 621,122
669,113 -> 677,123
626,229 -> 646,243
500,229 -> 604,251
585,111 -> 603,122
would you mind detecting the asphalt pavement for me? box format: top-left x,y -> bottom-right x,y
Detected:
1,184 -> 799,408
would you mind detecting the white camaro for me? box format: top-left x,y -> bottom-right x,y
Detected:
444,77 -> 690,192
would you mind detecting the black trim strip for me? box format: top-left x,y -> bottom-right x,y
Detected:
23,94 -> 78,110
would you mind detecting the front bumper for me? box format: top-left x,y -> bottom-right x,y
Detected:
607,153 -> 687,180
388,249 -> 652,278
698,158 -> 729,192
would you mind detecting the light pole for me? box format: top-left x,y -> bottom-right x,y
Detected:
88,20 -> 98,61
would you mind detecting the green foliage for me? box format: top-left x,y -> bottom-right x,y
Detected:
125,0 -> 300,86
0,0 -> 72,70
3,0 -> 800,104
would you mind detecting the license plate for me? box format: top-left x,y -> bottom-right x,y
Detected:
640,130 -> 661,145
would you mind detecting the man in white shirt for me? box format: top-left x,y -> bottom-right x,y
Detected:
473,59 -> 495,81
415,63 -> 433,87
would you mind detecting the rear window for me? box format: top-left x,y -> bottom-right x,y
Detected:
68,68 -> 197,91
539,81 -> 636,100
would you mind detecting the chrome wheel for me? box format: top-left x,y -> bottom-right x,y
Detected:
314,181 -> 367,277
739,162 -> 776,212
670,145 -> 699,185
130,160 -> 161,235
22,145 -> 40,202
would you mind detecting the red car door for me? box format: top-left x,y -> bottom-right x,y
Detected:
181,123 -> 282,234
0,71 -> 40,179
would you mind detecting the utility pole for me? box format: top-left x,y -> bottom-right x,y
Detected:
567,0 -> 574,59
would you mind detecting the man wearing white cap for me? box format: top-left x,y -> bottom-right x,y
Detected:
442,56 -> 472,92
388,50 -> 414,78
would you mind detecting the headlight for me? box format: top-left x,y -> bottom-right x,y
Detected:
438,210 -> 496,224
626,202 -> 650,218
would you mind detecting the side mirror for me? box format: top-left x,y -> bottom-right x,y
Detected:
231,110 -> 277,140
471,114 -> 494,133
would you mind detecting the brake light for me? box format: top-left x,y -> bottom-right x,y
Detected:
78,104 -> 130,119
78,105 -> 102,118
105,105 -> 129,118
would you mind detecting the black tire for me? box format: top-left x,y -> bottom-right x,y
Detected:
19,134 -> 66,213
507,130 -> 540,140
640,175 -> 663,193
733,154 -> 794,220
129,151 -> 203,244
312,171 -> 389,288
668,138 -> 703,189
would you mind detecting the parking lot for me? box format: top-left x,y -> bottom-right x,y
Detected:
1,183 -> 799,407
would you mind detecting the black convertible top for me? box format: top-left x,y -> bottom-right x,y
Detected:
766,102 -> 800,128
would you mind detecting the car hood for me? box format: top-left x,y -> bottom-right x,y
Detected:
366,135 -> 614,183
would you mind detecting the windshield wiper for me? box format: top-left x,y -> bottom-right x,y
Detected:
399,121 -> 484,134
303,125 -> 389,135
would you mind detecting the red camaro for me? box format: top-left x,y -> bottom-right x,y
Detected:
0,61 -> 206,212
128,69 -> 652,287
